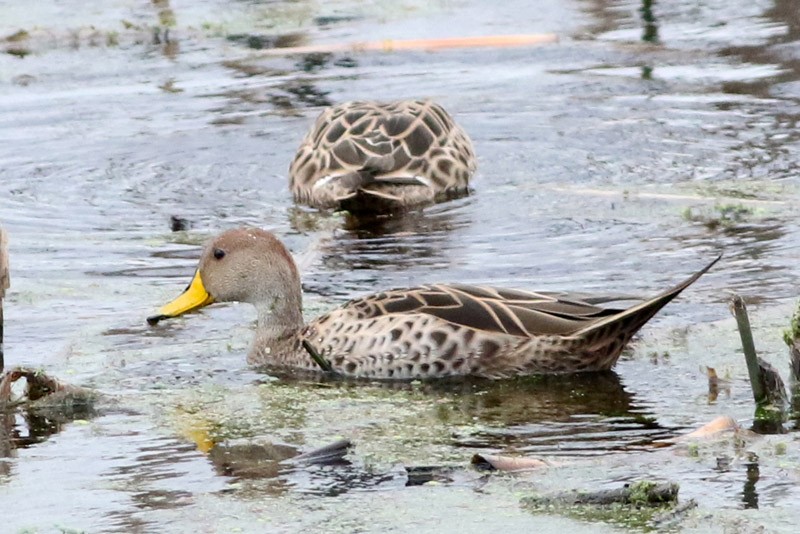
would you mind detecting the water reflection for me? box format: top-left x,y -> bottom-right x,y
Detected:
767,1 -> 800,46
579,0 -> 629,37
297,52 -> 333,73
213,32 -> 372,120
213,33 -> 339,119
0,402 -> 98,478
212,75 -> 333,119
285,81 -> 332,108
712,0 -> 800,184
640,0 -> 659,44
426,371 -> 636,425
332,212 -> 467,266
103,434 -> 220,532
226,32 -> 306,51
265,370 -> 669,457
792,382 -> 800,430
639,0 -> 658,78
440,373 -> 671,454
161,38 -> 179,60
297,203 -> 473,297
205,438 -> 395,496
742,452 -> 760,509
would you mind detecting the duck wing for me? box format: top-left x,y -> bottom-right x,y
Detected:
340,254 -> 721,338
341,284 -> 626,337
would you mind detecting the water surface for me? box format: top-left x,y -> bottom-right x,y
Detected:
2,0 -> 800,532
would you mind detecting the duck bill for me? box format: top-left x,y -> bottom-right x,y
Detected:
147,270 -> 214,325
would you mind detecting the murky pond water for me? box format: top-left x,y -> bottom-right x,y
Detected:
2,0 -> 800,532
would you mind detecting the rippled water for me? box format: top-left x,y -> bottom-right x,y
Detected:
2,0 -> 800,532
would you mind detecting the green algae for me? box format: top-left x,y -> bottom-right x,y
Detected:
164,379 -> 469,465
681,203 -> 757,230
522,481 -> 681,531
782,301 -> 800,347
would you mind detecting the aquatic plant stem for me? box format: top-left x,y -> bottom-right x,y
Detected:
729,295 -> 766,405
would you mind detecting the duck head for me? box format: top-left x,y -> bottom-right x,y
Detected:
147,228 -> 303,327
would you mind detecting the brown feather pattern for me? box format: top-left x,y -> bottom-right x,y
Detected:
293,254 -> 720,378
289,100 -> 476,213
151,228 -> 720,380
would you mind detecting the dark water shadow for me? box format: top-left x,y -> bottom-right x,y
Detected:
205,438 -> 398,496
577,0 -> 629,38
640,0 -> 659,44
719,0 -> 800,97
102,434 -> 211,532
201,369 -> 661,497
0,400 -> 99,478
258,369 -> 672,456
210,46 -> 343,121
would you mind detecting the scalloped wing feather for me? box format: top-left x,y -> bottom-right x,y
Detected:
289,100 -> 476,210
337,284 -> 622,337
298,256 -> 719,378
329,251 -> 720,340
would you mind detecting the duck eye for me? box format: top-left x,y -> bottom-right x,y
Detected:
213,248 -> 226,260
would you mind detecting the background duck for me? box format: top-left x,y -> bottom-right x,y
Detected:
289,100 -> 476,214
148,228 -> 719,380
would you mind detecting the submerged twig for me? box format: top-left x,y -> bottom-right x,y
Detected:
526,481 -> 679,507
301,339 -> 336,374
0,366 -> 94,407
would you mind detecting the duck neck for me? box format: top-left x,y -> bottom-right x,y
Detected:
254,288 -> 304,340
249,290 -> 304,366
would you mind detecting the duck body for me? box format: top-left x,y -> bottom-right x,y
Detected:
289,100 -> 476,213
148,228 -> 719,380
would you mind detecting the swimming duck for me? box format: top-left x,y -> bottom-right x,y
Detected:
148,228 -> 719,379
288,100 -> 476,213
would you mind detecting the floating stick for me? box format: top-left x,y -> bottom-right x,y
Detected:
252,33 -> 558,58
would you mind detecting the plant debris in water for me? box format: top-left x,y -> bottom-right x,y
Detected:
522,480 -> 681,530
682,203 -> 755,230
782,301 -> 800,347
0,367 -> 96,407
0,367 -> 99,427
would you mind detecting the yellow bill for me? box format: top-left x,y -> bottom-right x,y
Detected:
147,270 -> 214,325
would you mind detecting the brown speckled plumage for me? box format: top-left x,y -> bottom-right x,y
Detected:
289,100 -> 476,213
150,228 -> 720,380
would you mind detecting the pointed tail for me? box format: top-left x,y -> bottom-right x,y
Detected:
575,254 -> 722,344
